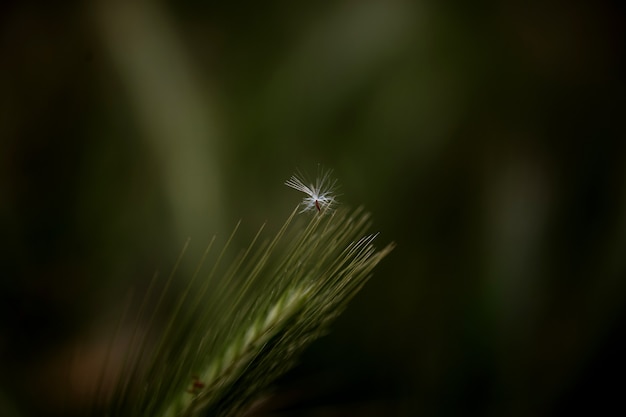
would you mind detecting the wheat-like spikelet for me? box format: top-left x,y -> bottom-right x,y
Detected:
94,191 -> 393,417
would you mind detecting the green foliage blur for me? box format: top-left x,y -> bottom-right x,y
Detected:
1,1 -> 625,416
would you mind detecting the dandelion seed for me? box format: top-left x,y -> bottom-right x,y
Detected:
285,168 -> 338,213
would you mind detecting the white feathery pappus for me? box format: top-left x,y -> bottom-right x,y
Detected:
285,167 -> 338,214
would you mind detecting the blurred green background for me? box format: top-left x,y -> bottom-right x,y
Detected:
1,0 -> 625,416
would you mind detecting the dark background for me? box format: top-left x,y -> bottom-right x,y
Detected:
1,1 -> 625,416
